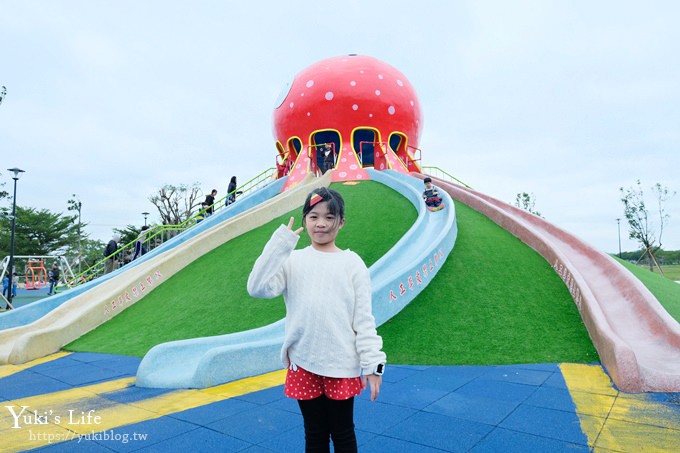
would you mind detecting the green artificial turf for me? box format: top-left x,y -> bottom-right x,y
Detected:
65,181 -> 417,357
378,202 -> 600,366
67,182 -> 601,367
615,259 -> 680,322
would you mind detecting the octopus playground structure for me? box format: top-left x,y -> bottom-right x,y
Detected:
1,55 -> 679,452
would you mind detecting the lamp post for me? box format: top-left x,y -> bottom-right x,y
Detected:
142,212 -> 150,227
6,167 -> 25,309
75,199 -> 82,273
616,218 -> 622,259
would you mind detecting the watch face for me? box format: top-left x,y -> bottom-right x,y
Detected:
376,364 -> 384,375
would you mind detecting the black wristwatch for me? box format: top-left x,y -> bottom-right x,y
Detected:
373,363 -> 385,376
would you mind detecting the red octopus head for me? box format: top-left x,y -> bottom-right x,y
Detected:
272,54 -> 422,176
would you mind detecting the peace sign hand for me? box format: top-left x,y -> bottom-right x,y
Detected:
287,217 -> 304,236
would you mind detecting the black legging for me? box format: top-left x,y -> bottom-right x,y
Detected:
297,395 -> 357,453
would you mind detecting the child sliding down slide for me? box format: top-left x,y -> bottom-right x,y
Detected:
423,177 -> 444,211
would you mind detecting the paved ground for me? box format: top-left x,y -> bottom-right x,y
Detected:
1,352 -> 679,452
1,287 -> 52,311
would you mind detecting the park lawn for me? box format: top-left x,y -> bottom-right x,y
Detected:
660,264 -> 680,282
65,181 -> 417,357
615,259 -> 680,322
379,201 -> 600,366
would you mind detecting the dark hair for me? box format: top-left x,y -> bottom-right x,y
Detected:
423,177 -> 432,183
302,187 -> 345,227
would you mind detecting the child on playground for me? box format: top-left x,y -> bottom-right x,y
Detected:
2,274 -> 9,298
196,203 -> 208,223
47,263 -> 60,295
226,176 -> 238,205
2,274 -> 9,309
132,226 -> 150,260
247,187 -> 386,452
11,272 -> 18,298
423,177 -> 442,209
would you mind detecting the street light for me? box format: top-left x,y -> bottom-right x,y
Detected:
75,198 -> 82,273
616,218 -> 622,259
142,212 -> 150,227
6,167 -> 25,309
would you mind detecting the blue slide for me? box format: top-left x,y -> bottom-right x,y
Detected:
136,170 -> 457,388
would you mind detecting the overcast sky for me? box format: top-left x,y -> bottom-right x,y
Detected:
1,0 -> 678,254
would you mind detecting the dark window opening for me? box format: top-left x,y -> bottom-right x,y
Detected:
312,130 -> 340,171
289,137 -> 302,154
353,129 -> 377,167
389,134 -> 404,153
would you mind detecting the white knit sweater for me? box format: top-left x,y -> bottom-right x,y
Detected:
247,225 -> 386,378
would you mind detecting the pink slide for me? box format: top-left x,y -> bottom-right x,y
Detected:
428,175 -> 680,392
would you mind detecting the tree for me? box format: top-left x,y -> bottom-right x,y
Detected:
149,183 -> 202,226
67,194 -> 85,272
0,206 -> 80,256
514,192 -> 542,217
114,225 -> 143,248
0,170 -> 8,201
619,180 -> 675,272
67,237 -> 106,271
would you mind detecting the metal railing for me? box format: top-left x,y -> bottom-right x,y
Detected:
276,153 -> 294,177
358,140 -> 392,168
421,166 -> 473,189
357,141 -> 423,172
405,145 -> 422,170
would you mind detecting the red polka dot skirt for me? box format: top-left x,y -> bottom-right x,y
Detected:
285,366 -> 363,401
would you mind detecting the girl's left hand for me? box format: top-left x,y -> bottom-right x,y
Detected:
362,374 -> 382,401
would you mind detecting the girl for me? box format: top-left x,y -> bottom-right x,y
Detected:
248,187 -> 386,452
